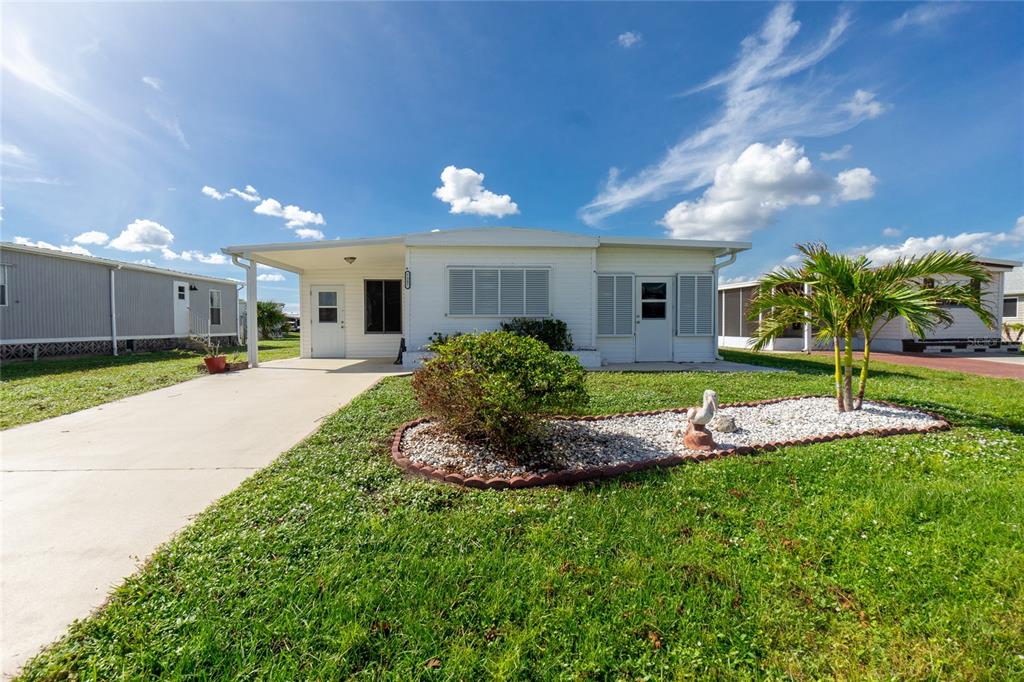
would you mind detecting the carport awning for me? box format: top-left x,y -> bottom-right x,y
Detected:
221,237 -> 406,273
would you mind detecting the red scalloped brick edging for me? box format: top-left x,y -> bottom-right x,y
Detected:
390,396 -> 951,490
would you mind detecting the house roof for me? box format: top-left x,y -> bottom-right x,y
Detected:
221,227 -> 752,272
0,241 -> 239,285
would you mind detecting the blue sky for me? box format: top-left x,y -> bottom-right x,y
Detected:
2,2 -> 1022,312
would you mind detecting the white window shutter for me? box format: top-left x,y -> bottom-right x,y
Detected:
449,269 -> 474,315
677,274 -> 696,335
597,275 -> 615,335
614,275 -> 633,336
524,269 -> 549,316
695,274 -> 713,335
499,269 -> 524,315
474,269 -> 499,315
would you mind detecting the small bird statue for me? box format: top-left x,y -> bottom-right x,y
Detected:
682,389 -> 718,451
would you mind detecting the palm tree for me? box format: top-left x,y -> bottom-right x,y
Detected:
847,251 -> 993,408
748,243 -> 995,412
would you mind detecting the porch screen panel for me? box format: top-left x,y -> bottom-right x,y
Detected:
739,287 -> 758,337
524,269 -> 550,316
448,269 -> 474,315
474,269 -> 499,315
499,269 -> 524,316
723,290 -> 742,336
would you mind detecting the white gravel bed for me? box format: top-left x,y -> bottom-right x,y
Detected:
400,397 -> 944,479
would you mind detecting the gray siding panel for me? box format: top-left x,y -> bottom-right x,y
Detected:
0,249 -> 111,340
0,247 -> 238,342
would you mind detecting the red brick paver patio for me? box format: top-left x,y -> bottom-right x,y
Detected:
813,351 -> 1024,380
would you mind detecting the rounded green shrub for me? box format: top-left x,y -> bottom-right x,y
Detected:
410,331 -> 589,455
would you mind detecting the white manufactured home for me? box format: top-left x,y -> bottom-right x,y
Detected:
0,242 -> 240,360
222,228 -> 750,368
718,256 -> 1022,353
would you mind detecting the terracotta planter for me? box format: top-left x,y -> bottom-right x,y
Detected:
203,355 -> 228,374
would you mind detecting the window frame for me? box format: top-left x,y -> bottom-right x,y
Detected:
363,279 -> 402,334
596,273 -> 634,337
1005,296 -> 1019,319
676,272 -> 715,337
209,288 -> 222,326
0,264 -> 8,307
445,265 -> 552,318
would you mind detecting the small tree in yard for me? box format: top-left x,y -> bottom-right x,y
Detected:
257,301 -> 289,340
749,243 -> 994,412
411,331 -> 588,456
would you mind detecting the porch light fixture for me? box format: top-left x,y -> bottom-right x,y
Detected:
404,269 -> 411,289
344,256 -> 357,265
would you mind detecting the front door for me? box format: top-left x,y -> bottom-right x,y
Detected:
635,277 -> 672,361
173,281 -> 189,335
311,285 -> 346,358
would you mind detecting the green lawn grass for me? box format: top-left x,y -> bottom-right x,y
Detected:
0,334 -> 300,430
18,352 -> 1024,679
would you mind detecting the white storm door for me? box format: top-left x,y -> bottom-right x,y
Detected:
635,277 -> 672,361
173,280 -> 189,335
311,286 -> 346,358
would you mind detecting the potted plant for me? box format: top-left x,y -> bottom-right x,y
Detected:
190,332 -> 227,374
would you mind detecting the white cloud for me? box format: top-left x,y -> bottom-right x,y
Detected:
433,165 -> 519,218
890,3 -> 967,32
581,3 -> 890,226
14,236 -> 92,256
254,198 -> 326,228
840,90 -> 889,120
1,142 -> 33,168
617,32 -> 643,48
202,185 -> 228,200
141,76 -> 162,91
882,227 -> 903,238
72,230 -> 110,245
229,185 -> 260,202
852,216 -> 1024,264
294,227 -> 325,240
660,140 -> 875,240
109,219 -> 175,252
836,167 -> 878,202
819,144 -> 852,161
257,273 -> 286,282
135,258 -> 157,266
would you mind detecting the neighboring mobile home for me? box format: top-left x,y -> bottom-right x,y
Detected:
1003,266 -> 1024,336
222,228 -> 750,368
718,256 -> 1022,353
0,242 -> 240,359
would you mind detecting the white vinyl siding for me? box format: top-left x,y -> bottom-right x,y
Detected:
447,266 -> 550,317
677,273 -> 714,336
596,274 -> 634,336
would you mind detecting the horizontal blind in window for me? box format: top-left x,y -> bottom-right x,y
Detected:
524,269 -> 549,316
596,274 -> 634,336
475,269 -> 499,315
449,269 -> 474,315
677,273 -> 714,335
499,269 -> 524,315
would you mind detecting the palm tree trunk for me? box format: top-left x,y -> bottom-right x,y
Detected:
855,330 -> 871,410
843,332 -> 854,412
833,337 -> 843,411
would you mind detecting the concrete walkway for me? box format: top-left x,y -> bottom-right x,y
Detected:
1,358 -> 406,678
811,351 -> 1024,380
596,360 -> 780,373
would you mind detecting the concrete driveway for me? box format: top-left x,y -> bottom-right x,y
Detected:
1,358 -> 407,678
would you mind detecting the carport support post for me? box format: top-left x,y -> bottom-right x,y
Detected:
245,256 -> 259,368
802,282 -> 812,353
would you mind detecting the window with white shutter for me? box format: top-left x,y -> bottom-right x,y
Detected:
677,273 -> 714,335
447,266 -> 550,316
596,274 -> 634,336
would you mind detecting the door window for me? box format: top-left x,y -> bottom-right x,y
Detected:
641,281 -> 667,319
318,291 -> 339,323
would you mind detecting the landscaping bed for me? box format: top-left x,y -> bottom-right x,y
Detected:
394,396 -> 949,488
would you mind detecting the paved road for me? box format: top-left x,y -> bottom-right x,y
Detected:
863,351 -> 1024,379
1,358 -> 406,678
